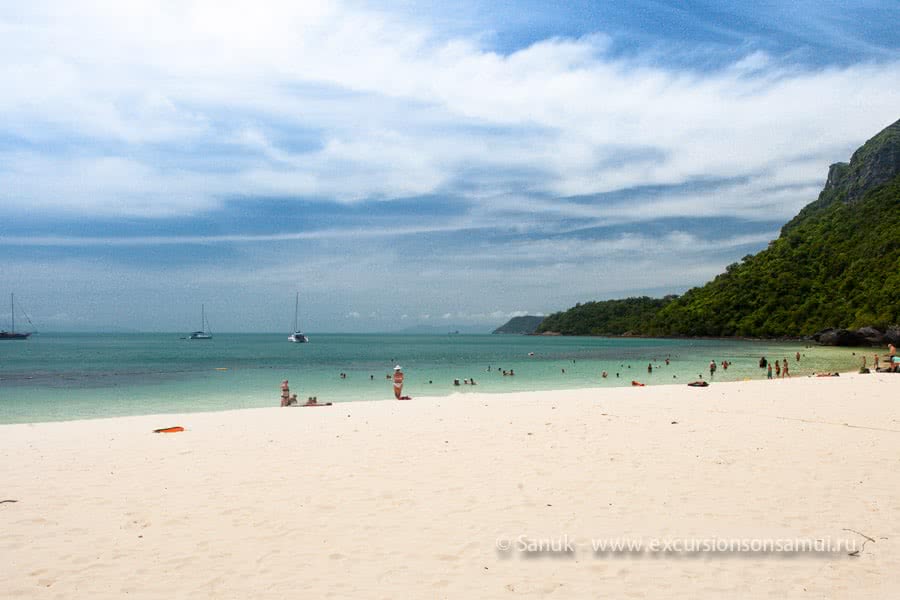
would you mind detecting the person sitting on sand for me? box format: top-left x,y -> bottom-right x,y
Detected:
280,380 -> 291,406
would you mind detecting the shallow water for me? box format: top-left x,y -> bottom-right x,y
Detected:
0,333 -> 864,424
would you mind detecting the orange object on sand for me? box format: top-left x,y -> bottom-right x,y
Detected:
153,426 -> 185,433
631,381 -> 645,387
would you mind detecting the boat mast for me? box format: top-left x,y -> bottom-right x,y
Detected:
201,304 -> 206,332
11,293 -> 14,332
293,293 -> 299,332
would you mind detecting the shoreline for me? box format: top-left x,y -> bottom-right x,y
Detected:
2,332 -> 867,426
0,370 -> 869,428
530,332 -> 811,342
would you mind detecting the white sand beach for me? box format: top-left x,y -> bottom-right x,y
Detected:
2,374 -> 899,599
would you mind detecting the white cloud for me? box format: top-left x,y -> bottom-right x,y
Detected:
1,1 -> 898,220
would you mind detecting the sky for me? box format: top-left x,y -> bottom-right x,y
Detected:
1,0 -> 899,333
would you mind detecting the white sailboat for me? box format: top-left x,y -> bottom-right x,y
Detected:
189,304 -> 213,340
288,293 -> 309,343
1,293 -> 33,340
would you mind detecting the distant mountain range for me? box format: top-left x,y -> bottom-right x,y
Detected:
492,316 -> 544,334
534,118 -> 900,342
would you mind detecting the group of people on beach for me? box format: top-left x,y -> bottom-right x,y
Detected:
279,380 -> 326,406
279,342 -> 898,406
758,356 -> 794,379
859,343 -> 899,373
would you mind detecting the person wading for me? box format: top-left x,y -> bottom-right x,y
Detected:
392,365 -> 405,400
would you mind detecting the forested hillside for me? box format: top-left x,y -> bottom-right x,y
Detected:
536,119 -> 900,338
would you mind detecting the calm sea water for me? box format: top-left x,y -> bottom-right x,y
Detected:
0,333 -> 862,424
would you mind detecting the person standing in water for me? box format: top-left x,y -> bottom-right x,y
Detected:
709,360 -> 717,378
392,365 -> 404,399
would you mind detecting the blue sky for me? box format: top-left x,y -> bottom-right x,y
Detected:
1,0 -> 899,332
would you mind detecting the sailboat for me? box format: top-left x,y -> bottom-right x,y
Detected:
1,293 -> 33,340
188,304 -> 213,340
288,293 -> 309,343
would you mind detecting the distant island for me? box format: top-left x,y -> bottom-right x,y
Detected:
532,118 -> 900,346
492,316 -> 544,334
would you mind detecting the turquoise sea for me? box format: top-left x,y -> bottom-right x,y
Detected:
0,333 -> 863,424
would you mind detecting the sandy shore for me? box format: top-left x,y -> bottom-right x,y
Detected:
2,374 -> 899,598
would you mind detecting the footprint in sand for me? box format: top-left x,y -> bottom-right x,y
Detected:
435,554 -> 460,561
